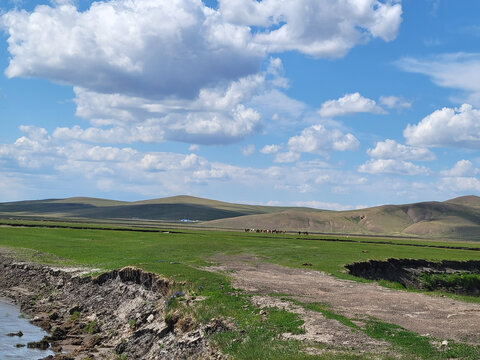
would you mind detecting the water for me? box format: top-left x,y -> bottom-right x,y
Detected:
0,298 -> 54,359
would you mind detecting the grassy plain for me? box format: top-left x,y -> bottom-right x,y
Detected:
1,224 -> 480,359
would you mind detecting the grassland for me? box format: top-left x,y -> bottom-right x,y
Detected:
2,195 -> 480,240
1,223 -> 480,359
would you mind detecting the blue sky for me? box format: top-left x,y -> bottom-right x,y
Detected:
0,0 -> 480,209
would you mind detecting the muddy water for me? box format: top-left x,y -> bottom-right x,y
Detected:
0,298 -> 54,359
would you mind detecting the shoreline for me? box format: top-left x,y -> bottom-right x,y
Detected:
0,297 -> 55,359
0,255 -> 226,359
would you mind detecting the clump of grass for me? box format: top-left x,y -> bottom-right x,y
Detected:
365,320 -> 434,358
420,272 -> 480,295
263,307 -> 305,335
276,296 -> 359,331
83,320 -> 98,334
69,310 -> 80,322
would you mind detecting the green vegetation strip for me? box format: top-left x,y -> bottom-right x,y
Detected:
1,224 -> 480,359
298,236 -> 480,252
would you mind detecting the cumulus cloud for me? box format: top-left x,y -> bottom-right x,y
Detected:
55,72 -> 266,145
379,96 -> 412,109
219,0 -> 402,58
318,92 -> 385,117
397,53 -> 480,105
440,177 -> 480,193
367,139 -> 435,161
1,0 -> 262,99
287,124 -> 359,156
2,0 -> 403,94
273,151 -> 300,164
1,0 -> 402,146
404,104 -> 480,148
358,159 -> 431,175
440,160 -> 479,177
260,144 -> 282,154
0,126 -> 385,205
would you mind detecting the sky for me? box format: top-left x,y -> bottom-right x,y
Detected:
0,0 -> 480,209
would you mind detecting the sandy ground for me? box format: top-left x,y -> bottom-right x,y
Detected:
208,255 -> 480,345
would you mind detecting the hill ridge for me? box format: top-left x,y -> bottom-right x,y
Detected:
1,195 -> 479,240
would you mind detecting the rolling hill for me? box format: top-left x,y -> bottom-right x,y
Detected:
205,196 -> 480,240
1,195 -> 480,239
0,195 -> 318,222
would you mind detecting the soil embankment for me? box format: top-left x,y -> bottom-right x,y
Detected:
346,259 -> 480,296
0,255 -> 225,360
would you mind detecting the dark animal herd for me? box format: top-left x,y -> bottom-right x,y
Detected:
244,229 -> 309,235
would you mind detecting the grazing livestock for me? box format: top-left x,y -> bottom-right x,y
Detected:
244,228 -> 287,234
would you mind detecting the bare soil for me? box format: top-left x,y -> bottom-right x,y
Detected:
208,254 -> 480,345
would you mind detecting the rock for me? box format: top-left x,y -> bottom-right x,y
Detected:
147,314 -> 154,323
82,334 -> 102,348
50,326 -> 67,341
204,318 -> 233,335
441,340 -> 449,346
115,340 -> 127,354
6,331 -> 23,337
68,305 -> 82,315
27,338 -> 50,350
49,311 -> 59,320
15,343 -> 25,348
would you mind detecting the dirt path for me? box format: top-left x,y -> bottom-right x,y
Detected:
208,255 -> 480,345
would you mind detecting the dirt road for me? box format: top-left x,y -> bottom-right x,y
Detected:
209,255 -> 480,345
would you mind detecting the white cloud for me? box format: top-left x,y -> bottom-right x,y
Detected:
219,0 -> 402,58
379,96 -> 412,109
291,200 -> 358,211
2,0 -> 403,94
367,139 -> 435,161
1,0 -> 262,99
1,0 -> 402,147
397,53 -> 480,105
404,104 -> 480,148
0,173 -> 28,201
358,159 -> 431,175
274,151 -> 300,164
440,160 -> 479,177
260,144 -> 281,154
55,72 -> 266,145
318,92 -> 385,117
440,177 -> 480,193
53,124 -> 166,144
0,127 -> 393,206
189,144 -> 200,152
241,144 -> 255,156
287,124 -> 359,156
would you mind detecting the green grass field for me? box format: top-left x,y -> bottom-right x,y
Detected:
1,223 -> 480,359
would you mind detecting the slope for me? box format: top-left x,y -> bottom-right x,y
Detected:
205,197 -> 480,240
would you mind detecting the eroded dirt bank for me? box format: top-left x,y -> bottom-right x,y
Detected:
0,255 -> 226,360
346,258 -> 480,295
208,255 -> 480,345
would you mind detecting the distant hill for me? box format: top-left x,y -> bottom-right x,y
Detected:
0,195 -> 318,222
205,196 -> 480,240
1,195 -> 480,240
